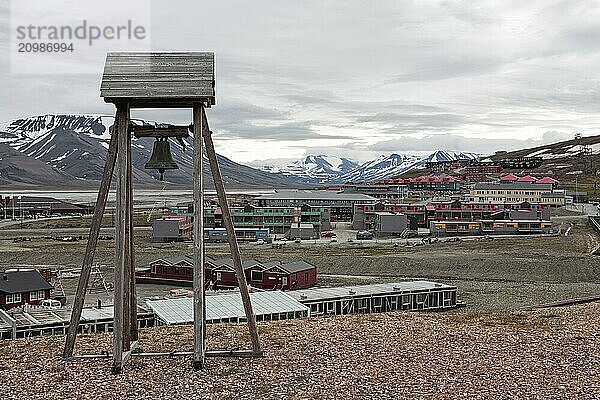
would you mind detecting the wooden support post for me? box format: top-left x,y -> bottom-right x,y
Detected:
192,103 -> 206,370
122,118 -> 132,352
128,130 -> 138,342
200,107 -> 262,354
112,103 -> 130,374
63,112 -> 119,359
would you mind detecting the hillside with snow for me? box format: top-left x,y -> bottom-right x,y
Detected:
0,114 -> 294,188
340,151 -> 479,183
489,134 -> 600,182
259,151 -> 480,184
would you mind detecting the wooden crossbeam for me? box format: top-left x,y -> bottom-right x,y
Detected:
130,125 -> 190,139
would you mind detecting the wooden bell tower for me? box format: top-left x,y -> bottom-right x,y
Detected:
63,52 -> 262,373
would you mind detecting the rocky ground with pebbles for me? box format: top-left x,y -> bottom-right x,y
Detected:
2,303 -> 600,399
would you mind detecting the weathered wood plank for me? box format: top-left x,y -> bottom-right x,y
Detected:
122,123 -> 132,352
104,98 -> 215,109
105,52 -> 214,60
112,103 -> 130,374
192,104 -> 205,371
131,126 -> 190,138
100,74 -> 214,85
102,66 -> 214,75
127,129 -> 138,342
102,74 -> 212,82
101,82 -> 214,91
101,88 -> 214,97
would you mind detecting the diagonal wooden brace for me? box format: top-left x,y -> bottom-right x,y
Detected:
200,106 -> 262,354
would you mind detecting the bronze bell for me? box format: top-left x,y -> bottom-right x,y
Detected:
145,138 -> 179,180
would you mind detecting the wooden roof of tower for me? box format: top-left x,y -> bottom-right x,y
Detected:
100,52 -> 215,108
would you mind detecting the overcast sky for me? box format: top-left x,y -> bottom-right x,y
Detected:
1,0 -> 600,164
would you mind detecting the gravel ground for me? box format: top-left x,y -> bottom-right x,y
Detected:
1,303 -> 600,399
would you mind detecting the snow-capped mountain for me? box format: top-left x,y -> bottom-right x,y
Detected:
260,151 -> 480,184
0,114 -> 293,188
341,151 -> 479,182
259,155 -> 358,184
339,153 -> 421,182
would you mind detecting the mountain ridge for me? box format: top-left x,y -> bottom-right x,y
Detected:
260,151 -> 480,184
0,114 -> 296,189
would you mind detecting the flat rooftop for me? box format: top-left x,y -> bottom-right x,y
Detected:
290,281 -> 456,303
257,190 -> 377,202
146,290 -> 308,325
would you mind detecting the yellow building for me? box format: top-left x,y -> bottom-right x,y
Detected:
470,182 -> 565,206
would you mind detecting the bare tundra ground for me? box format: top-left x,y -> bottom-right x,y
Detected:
1,303 -> 600,399
1,218 -> 598,310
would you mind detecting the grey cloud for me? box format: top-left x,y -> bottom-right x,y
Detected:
368,131 -> 574,155
2,1 -> 600,164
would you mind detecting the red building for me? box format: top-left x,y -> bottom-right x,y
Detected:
0,270 -> 53,310
136,256 -> 318,291
136,256 -> 211,286
249,260 -> 317,290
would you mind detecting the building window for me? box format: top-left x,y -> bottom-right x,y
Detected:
304,272 -> 309,281
251,271 -> 263,281
6,293 -> 22,304
162,266 -> 169,274
30,291 -> 45,301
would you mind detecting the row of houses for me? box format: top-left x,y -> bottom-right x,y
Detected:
430,219 -> 553,236
342,176 -> 460,199
353,200 -> 551,231
136,256 -> 318,291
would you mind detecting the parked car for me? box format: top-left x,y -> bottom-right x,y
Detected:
256,239 -> 265,245
356,231 -> 374,240
321,231 -> 335,238
294,238 -> 301,243
330,235 -> 338,243
271,240 -> 287,249
40,299 -> 62,310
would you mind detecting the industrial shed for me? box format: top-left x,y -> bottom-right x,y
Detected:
290,281 -> 457,317
372,212 -> 408,237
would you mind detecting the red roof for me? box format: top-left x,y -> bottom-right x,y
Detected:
500,174 -> 519,181
535,177 -> 558,184
517,175 -> 537,182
